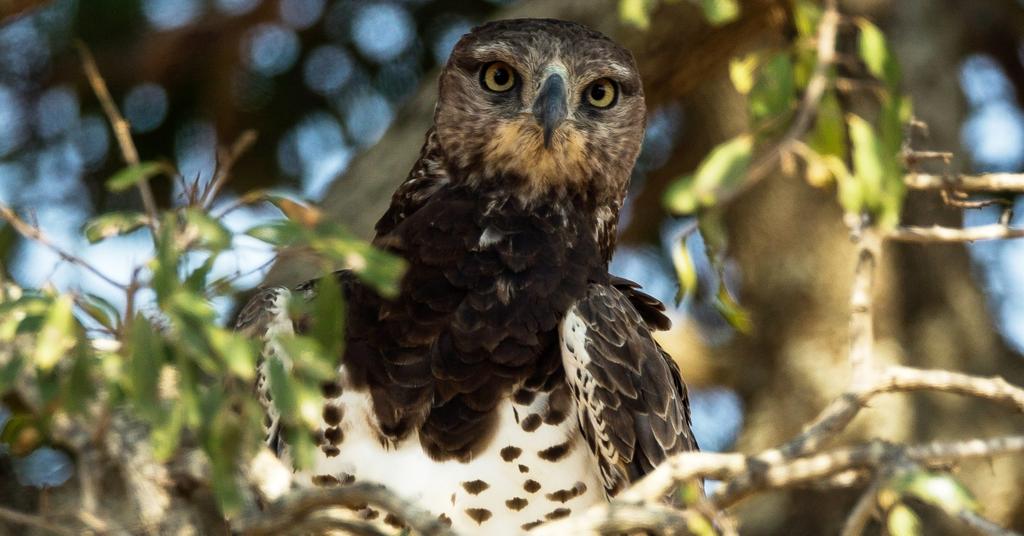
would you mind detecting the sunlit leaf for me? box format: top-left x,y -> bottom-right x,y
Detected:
892,470 -> 979,515
265,195 -> 323,228
714,281 -> 752,333
699,0 -> 740,25
106,161 -> 167,192
246,221 -> 304,247
807,90 -> 847,159
276,336 -> 335,381
150,404 -> 185,461
619,0 -> 655,29
729,53 -> 761,95
664,135 -> 754,215
311,275 -> 346,359
33,295 -> 77,371
858,19 -> 900,88
182,208 -> 232,251
78,293 -> 121,333
63,344 -> 93,413
82,211 -> 149,243
671,237 -> 698,304
792,0 -> 822,38
887,503 -> 922,536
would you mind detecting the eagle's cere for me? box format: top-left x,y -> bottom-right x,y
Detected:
238,18 -> 698,535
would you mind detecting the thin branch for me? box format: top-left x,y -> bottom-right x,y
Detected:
888,224 -> 1024,243
905,173 -> 1024,193
0,204 -> 129,290
233,482 -> 455,536
848,227 -> 880,390
839,476 -> 883,536
76,42 -> 161,232
531,502 -> 698,536
0,505 -> 75,536
957,510 -> 1023,536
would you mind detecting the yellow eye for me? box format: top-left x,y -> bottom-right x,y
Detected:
586,79 -> 617,108
481,62 -> 516,92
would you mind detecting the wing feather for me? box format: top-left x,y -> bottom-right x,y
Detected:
561,282 -> 697,497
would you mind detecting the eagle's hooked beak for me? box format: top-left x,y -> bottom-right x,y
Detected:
532,73 -> 568,149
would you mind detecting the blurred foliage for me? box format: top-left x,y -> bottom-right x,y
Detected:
0,163 -> 402,514
661,0 -> 911,326
620,0 -> 740,29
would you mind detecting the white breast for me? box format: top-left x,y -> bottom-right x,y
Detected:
303,366 -> 606,535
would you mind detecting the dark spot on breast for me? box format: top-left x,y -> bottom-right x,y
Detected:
521,414 -> 542,432
518,464 -> 529,473
339,472 -> 356,485
383,513 -> 405,529
513,389 -> 536,405
505,497 -> 529,511
542,387 -> 571,425
322,404 -> 342,425
324,426 -> 344,445
312,429 -> 325,446
546,482 -> 587,503
262,415 -> 273,428
357,507 -> 378,520
500,446 -> 522,461
322,445 -> 340,457
465,508 -> 493,525
451,493 -> 457,505
320,381 -> 342,398
545,507 -> 571,520
523,479 -> 541,493
462,480 -> 490,495
438,513 -> 452,527
312,474 -> 340,487
538,440 -> 573,461
521,520 -> 544,531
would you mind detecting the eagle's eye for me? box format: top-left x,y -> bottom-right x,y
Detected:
585,79 -> 617,108
481,62 -> 517,92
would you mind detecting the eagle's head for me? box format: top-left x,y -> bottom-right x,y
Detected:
434,18 -> 646,206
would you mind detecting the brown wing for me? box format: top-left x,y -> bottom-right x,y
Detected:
562,282 -> 697,497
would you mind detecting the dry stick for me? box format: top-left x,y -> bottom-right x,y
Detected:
0,505 -> 75,536
905,173 -> 1024,193
234,482 -> 455,536
0,204 -> 128,291
839,474 -> 885,536
849,227 -> 880,390
77,42 -> 161,232
888,224 -> 1024,243
958,510 -> 1024,536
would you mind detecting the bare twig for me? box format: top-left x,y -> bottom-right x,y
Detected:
203,130 -> 259,209
839,476 -> 883,536
848,227 -> 880,390
0,204 -> 129,291
234,482 -> 455,536
0,505 -> 75,535
905,173 -> 1024,193
77,42 -> 161,232
888,224 -> 1024,243
957,510 -> 1023,536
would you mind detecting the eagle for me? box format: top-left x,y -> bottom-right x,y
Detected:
237,18 -> 698,534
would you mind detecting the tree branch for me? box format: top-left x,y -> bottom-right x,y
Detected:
904,173 -> 1024,193
887,224 -> 1024,243
0,505 -> 75,536
77,42 -> 161,233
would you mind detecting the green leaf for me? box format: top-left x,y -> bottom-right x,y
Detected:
750,53 -> 795,125
792,0 -> 822,38
63,343 -> 94,413
664,135 -> 754,215
33,295 -> 77,371
619,0 -> 656,29
150,402 -> 185,461
106,162 -> 167,192
82,211 -> 149,243
0,352 -> 24,393
858,19 -> 900,88
128,315 -> 165,418
699,0 -> 740,25
807,90 -> 847,159
208,328 -> 257,381
265,195 -> 323,228
887,503 -> 922,536
311,275 -> 346,359
714,282 -> 751,334
671,236 -> 698,304
246,221 -> 304,247
893,471 -> 979,516
182,208 -> 232,251
848,113 -> 904,227
276,336 -> 335,382
78,293 -> 122,333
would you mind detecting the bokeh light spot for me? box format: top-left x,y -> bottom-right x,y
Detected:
303,45 -> 354,95
280,0 -> 326,30
142,0 -> 202,30
123,83 -> 169,134
351,3 -> 415,63
242,23 -> 301,76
